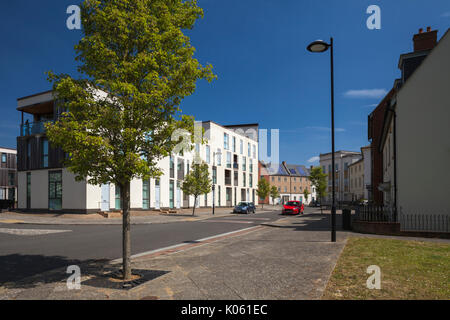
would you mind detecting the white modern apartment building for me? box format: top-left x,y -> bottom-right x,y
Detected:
319,150 -> 362,203
16,90 -> 259,213
349,145 -> 371,202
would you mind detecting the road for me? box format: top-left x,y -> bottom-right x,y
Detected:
0,208 -> 290,283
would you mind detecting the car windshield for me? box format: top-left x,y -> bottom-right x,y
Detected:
285,202 -> 299,206
237,202 -> 249,206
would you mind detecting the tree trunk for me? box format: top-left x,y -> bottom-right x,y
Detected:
121,181 -> 132,280
192,196 -> 196,216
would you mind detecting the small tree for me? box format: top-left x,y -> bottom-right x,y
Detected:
182,162 -> 211,216
256,178 -> 270,208
45,0 -> 215,280
303,188 -> 310,204
270,185 -> 280,205
309,167 -> 327,214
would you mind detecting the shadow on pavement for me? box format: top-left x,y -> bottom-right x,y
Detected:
0,254 -> 107,289
270,212 -> 345,232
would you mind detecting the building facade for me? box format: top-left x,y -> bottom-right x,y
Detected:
16,90 -> 259,213
348,145 -> 371,202
0,147 -> 17,202
379,28 -> 450,215
259,161 -> 315,205
319,151 -> 362,203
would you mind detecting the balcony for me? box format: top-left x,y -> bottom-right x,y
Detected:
233,162 -> 239,170
20,120 -> 53,136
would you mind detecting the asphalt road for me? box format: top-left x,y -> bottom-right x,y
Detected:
0,208 -> 292,283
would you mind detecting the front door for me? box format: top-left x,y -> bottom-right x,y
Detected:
176,181 -> 181,209
101,184 -> 110,211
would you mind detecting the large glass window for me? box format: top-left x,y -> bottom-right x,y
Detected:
242,156 -> 246,171
248,142 -> 251,157
42,138 -> 49,168
48,171 -> 62,210
216,149 -> 222,166
8,172 -> 15,186
115,185 -> 122,209
240,140 -> 243,154
243,173 -> 246,187
232,137 -> 236,152
169,180 -> 174,208
226,152 -> 231,168
249,174 -> 253,188
1,153 -> 6,163
252,145 -> 256,159
142,179 -> 150,209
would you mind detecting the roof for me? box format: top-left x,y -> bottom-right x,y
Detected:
283,163 -> 310,177
260,162 -> 289,176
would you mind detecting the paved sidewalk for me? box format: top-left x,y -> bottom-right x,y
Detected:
0,206 -> 281,225
0,212 -> 348,300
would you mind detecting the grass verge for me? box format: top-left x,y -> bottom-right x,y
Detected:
322,237 -> 450,299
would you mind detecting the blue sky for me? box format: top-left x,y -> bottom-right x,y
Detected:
0,0 -> 449,165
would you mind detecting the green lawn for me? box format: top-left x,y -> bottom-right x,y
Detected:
322,237 -> 450,300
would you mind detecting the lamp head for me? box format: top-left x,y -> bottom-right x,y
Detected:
307,40 -> 330,53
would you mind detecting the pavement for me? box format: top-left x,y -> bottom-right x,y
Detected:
0,209 -> 352,300
0,205 -> 280,225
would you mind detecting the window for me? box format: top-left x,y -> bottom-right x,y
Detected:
248,142 -> 251,157
226,152 -> 231,168
249,174 -> 253,188
48,171 -> 62,210
142,179 -> 150,209
169,180 -> 174,208
242,156 -> 246,171
294,186 -> 296,191
252,145 -> 256,159
224,133 -> 229,150
249,160 -> 253,173
284,177 -> 287,182
216,149 -> 222,166
272,177 -> 274,182
232,136 -> 236,152
1,153 -> 6,163
115,185 -> 122,209
284,187 -> 287,192
26,172 -> 31,209
212,167 -> 217,184
42,138 -> 49,168
170,156 -> 174,178
278,177 -> 280,182
344,162 -> 348,171
243,173 -> 246,187
322,166 -> 326,173
206,145 -> 210,164
8,173 -> 14,186
240,140 -> 243,154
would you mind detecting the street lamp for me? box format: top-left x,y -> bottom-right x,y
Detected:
212,149 -> 222,215
307,37 -> 336,242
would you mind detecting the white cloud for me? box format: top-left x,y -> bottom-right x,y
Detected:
344,89 -> 387,99
363,103 -> 378,108
442,11 -> 450,17
307,156 -> 320,163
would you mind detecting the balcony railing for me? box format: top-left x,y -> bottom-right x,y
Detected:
20,120 -> 53,136
233,163 -> 239,170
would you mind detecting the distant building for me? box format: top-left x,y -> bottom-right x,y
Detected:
0,147 -> 17,203
258,161 -> 315,205
319,151 -> 362,203
349,146 -> 371,202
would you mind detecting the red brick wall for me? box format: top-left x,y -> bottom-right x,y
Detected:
369,89 -> 395,205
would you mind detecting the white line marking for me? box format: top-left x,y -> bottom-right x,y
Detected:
111,226 -> 261,263
0,228 -> 71,236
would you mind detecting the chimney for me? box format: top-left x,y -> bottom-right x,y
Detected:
413,26 -> 437,52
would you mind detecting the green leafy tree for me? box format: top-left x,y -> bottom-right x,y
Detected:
309,167 -> 327,214
181,162 -> 212,216
270,185 -> 280,205
303,188 -> 310,204
256,178 -> 270,208
45,0 -> 215,280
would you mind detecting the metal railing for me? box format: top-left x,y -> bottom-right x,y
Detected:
354,205 -> 397,222
399,208 -> 450,233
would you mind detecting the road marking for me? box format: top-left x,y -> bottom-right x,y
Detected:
224,217 -> 270,220
112,226 -> 263,263
0,228 -> 71,236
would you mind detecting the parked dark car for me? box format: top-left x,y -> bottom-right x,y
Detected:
309,200 -> 321,207
233,202 -> 256,214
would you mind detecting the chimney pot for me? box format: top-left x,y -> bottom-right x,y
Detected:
427,26 -> 431,32
419,28 -> 423,33
413,27 -> 437,52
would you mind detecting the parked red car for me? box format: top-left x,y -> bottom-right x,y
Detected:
282,201 -> 304,215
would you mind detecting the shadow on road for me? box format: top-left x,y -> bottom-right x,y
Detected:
270,212 -> 346,232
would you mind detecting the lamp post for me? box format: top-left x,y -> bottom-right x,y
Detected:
307,37 -> 336,242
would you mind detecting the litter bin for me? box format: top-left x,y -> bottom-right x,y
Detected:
342,208 -> 352,230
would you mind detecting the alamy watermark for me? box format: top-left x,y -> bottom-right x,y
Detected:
366,265 -> 381,289
366,5 -> 381,30
66,265 -> 81,290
